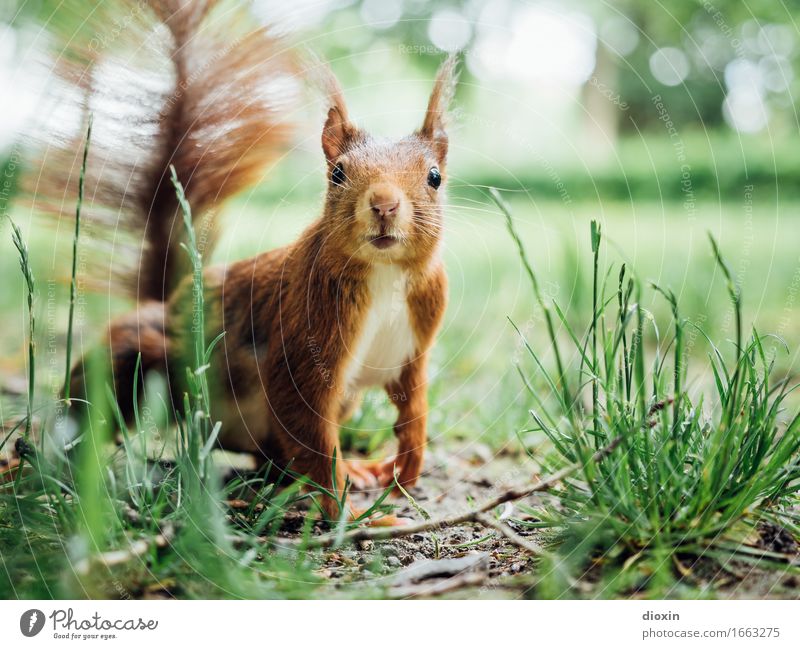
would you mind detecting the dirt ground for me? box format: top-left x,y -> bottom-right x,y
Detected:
257,443 -> 800,600
3,427 -> 799,599
299,447 -> 545,598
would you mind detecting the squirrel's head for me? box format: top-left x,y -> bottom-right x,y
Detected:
319,56 -> 458,267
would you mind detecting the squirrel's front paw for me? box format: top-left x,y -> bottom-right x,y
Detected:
342,459 -> 379,491
372,456 -> 419,491
344,455 -> 421,492
346,456 -> 400,488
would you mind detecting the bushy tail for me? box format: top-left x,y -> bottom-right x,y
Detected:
24,0 -> 299,301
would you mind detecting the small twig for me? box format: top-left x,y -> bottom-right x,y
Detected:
282,436 -> 622,550
476,513 -> 544,556
74,523 -> 175,574
389,572 -> 487,598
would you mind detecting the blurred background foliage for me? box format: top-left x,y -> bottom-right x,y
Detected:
2,0 -> 799,196
1,0 -> 799,449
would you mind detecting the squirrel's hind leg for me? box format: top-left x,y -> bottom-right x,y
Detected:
68,302 -> 169,426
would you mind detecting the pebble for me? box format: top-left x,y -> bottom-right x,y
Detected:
386,556 -> 402,568
382,545 -> 399,557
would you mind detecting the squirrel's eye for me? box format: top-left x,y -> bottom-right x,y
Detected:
331,163 -> 346,186
427,167 -> 441,190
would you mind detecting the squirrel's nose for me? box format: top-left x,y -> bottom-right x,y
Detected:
369,189 -> 400,220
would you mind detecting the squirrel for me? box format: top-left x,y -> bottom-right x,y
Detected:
27,0 -> 456,525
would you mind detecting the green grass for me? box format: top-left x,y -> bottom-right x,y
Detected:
0,162 -> 325,598
2,177 -> 799,598
0,162 -> 395,599
3,192 -> 799,454
491,193 -> 800,597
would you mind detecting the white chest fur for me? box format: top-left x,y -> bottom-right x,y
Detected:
343,264 -> 416,394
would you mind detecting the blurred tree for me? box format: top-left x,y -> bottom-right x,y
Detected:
608,0 -> 800,134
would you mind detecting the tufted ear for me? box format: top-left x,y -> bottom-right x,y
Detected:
419,54 -> 459,163
321,76 -> 358,162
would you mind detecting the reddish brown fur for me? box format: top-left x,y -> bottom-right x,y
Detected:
47,2 -> 458,524
169,60 -> 455,522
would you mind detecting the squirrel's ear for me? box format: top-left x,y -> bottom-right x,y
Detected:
419,54 -> 459,162
322,96 -> 357,162
310,59 -> 359,161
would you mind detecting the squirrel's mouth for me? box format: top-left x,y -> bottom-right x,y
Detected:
368,234 -> 400,250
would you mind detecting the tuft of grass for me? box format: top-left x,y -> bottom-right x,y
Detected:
492,191 -> 800,597
0,161 -> 328,599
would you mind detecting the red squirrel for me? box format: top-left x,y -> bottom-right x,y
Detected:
30,0 -> 456,524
